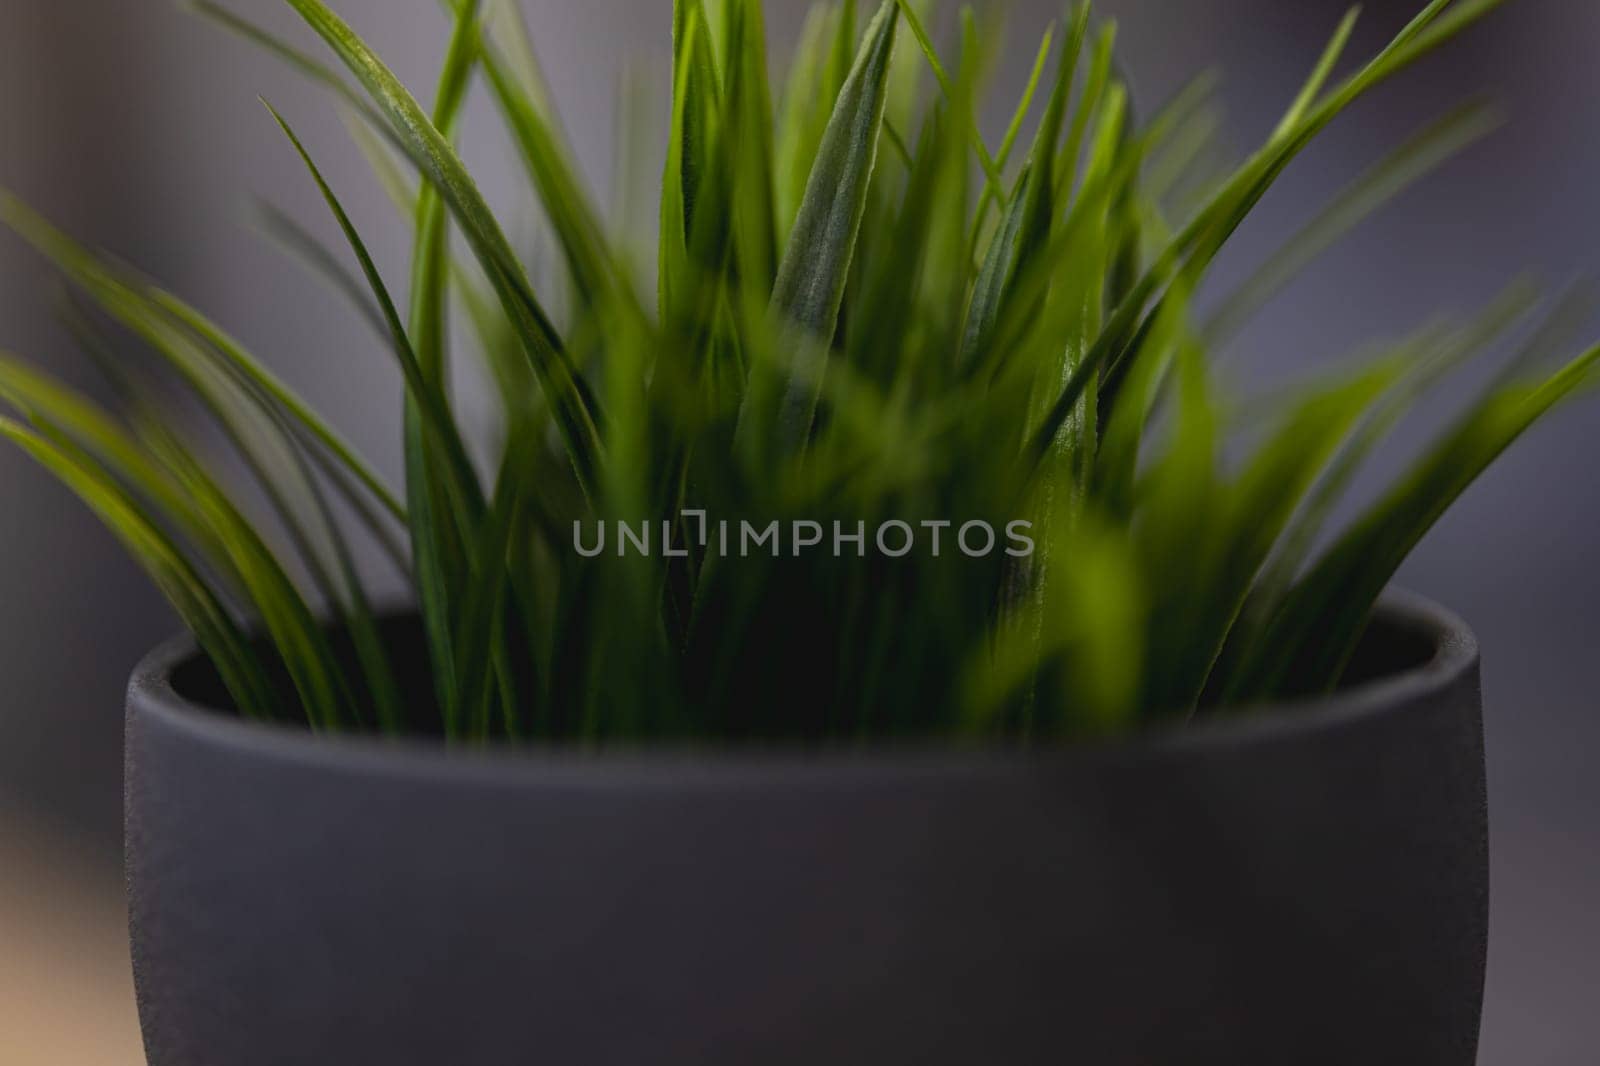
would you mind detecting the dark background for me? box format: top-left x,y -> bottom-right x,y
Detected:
1,0 -> 1595,1061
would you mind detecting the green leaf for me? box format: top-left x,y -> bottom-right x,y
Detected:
0,346 -> 359,728
848,106 -> 957,383
400,0 -> 483,735
1206,102 -> 1503,345
263,104 -> 482,522
744,0 -> 899,453
775,4 -> 845,243
140,418 -> 360,730
890,0 -> 1005,200
0,191 -> 404,525
474,1 -> 625,312
1053,11 -> 1115,207
1247,340 -> 1600,700
452,429 -> 539,740
254,200 -> 390,341
966,24 -> 1056,252
1170,357 -> 1409,710
1208,294 -> 1530,706
722,0 -> 780,297
339,112 -> 542,429
959,163 -> 1034,370
1272,6 -> 1360,142
660,0 -> 722,325
1030,0 -> 1509,463
0,198 -> 408,710
188,0 -> 378,121
280,0 -> 605,497
960,4 -> 1085,369
0,416 -> 280,719
263,95 -> 490,734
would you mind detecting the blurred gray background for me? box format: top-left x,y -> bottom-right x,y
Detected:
0,0 -> 1594,1061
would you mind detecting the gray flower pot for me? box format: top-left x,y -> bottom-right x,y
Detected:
125,590 -> 1487,1066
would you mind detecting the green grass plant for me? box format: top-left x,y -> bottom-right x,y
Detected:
1,0 -> 1594,742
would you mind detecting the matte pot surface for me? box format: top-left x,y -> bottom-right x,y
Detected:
125,592 -> 1488,1066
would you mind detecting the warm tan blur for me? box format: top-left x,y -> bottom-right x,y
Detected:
0,813 -> 143,1065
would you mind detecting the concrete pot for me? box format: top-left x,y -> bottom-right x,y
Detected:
125,591 -> 1487,1066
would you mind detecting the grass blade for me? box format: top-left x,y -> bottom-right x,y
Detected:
1272,6 -> 1360,141
280,0 -> 605,496
1248,340 -> 1600,699
1206,102 -> 1503,345
264,105 -> 482,520
1030,0 -> 1508,464
744,0 -> 899,453
474,3 -> 625,312
966,24 -> 1056,248
0,191 -> 404,524
890,0 -> 1005,199
0,416 -> 280,718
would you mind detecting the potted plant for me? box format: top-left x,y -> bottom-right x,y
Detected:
0,0 -> 1591,1062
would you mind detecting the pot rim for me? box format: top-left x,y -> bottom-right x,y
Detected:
126,587 -> 1479,786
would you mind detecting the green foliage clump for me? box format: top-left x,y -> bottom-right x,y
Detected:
1,0 -> 1594,743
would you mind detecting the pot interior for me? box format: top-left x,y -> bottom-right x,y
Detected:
165,601 -> 1449,739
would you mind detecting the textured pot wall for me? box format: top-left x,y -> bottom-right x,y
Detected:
125,601 -> 1488,1066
